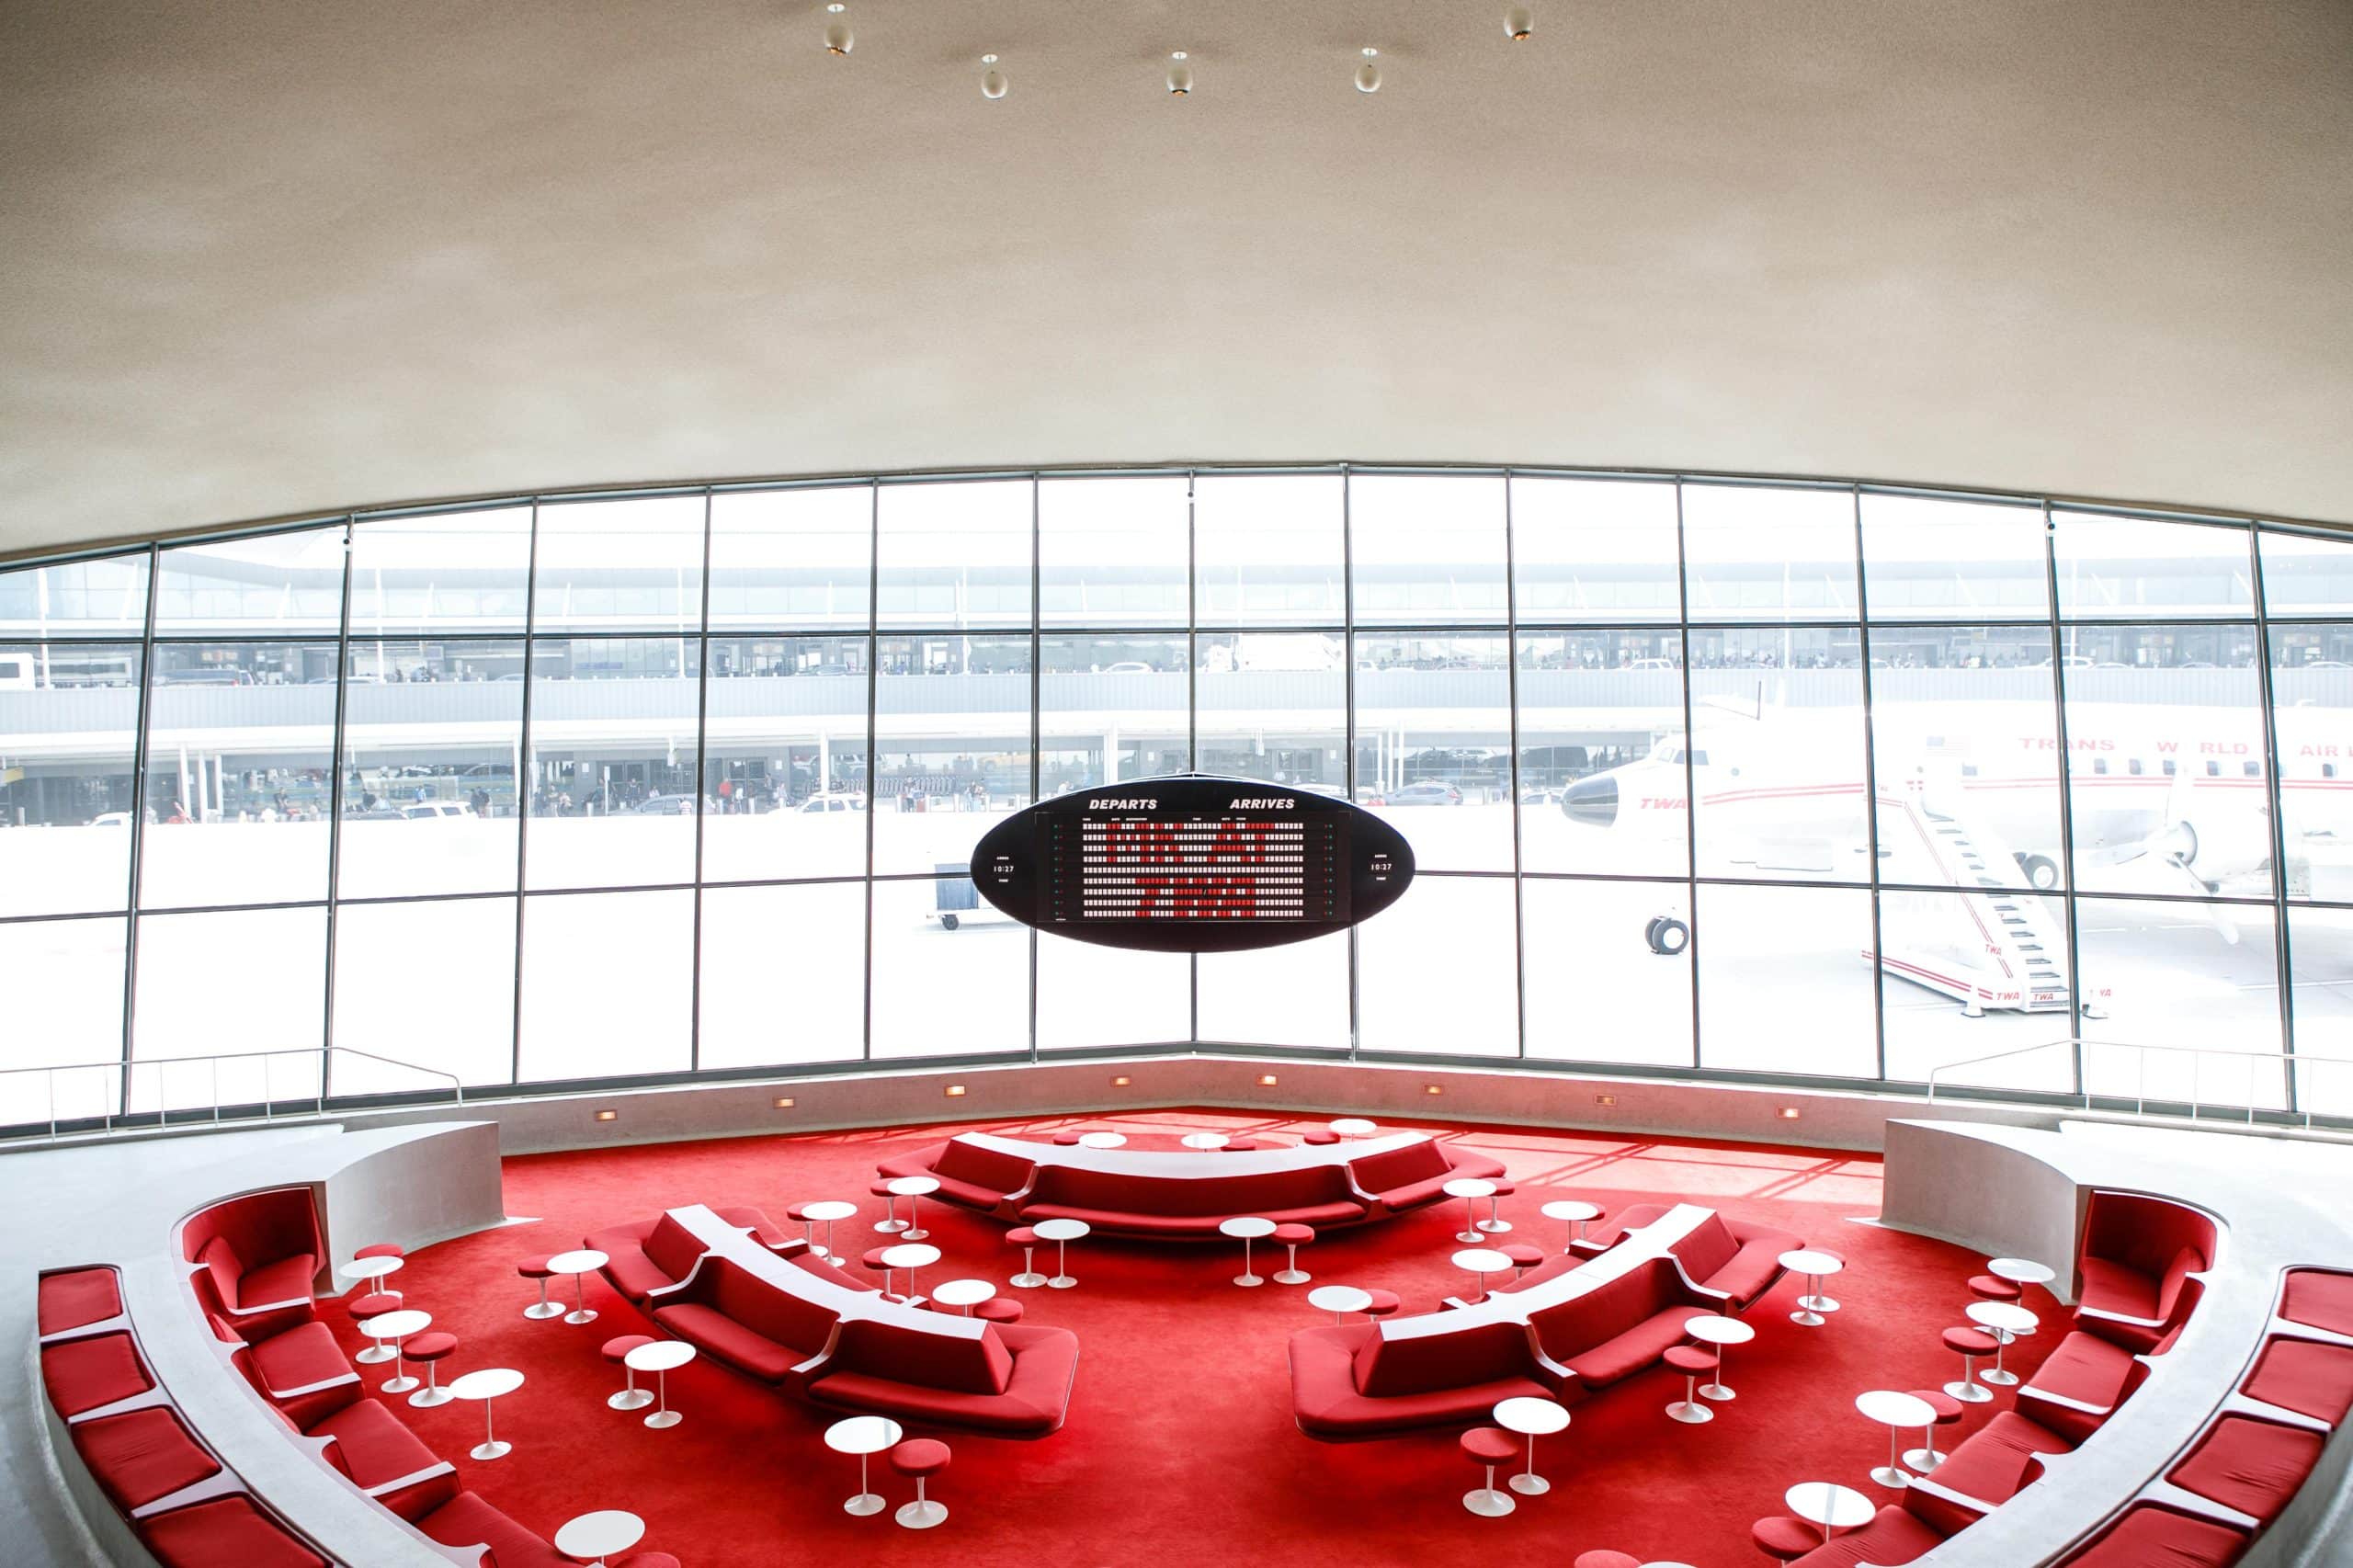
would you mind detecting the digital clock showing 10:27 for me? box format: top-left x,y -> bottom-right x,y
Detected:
969,775 -> 1415,953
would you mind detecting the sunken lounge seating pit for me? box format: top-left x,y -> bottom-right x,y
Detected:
630,1204 -> 1079,1436
875,1130 -> 1506,1240
1290,1203 -> 1785,1438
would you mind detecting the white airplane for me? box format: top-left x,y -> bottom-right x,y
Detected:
1558,697 -> 2352,1014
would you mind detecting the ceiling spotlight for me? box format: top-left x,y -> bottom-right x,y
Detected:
981,53 -> 1008,99
824,3 -> 852,56
1167,51 -> 1192,97
1506,6 -> 1534,41
1355,47 -> 1382,94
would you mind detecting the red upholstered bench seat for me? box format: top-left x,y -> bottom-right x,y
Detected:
1345,1139 -> 1506,1213
2074,1190 -> 2212,1353
308,1396 -> 458,1522
1018,1164 -> 1368,1238
1902,1411 -> 2071,1534
588,1205 -> 808,1304
2017,1330 -> 2143,1445
1288,1321 -> 1549,1437
2057,1502 -> 2250,1566
242,1322 -> 361,1428
420,1489 -> 571,1568
39,1267 -> 124,1336
1566,1203 -> 1802,1310
41,1330 -> 154,1418
139,1495 -> 326,1568
2279,1268 -> 2353,1336
1532,1258 -> 1719,1389
2241,1335 -> 2353,1426
651,1257 -> 837,1382
653,1302 -> 806,1382
73,1406 -> 222,1513
878,1139 -> 1040,1213
810,1320 -> 1078,1437
2168,1414 -> 2325,1527
182,1187 -> 324,1344
1787,1504 -> 1947,1567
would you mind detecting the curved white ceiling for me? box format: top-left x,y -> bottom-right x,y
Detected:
2,0 -> 2348,561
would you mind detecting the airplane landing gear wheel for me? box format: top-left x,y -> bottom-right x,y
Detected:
1645,916 -> 1689,957
2015,853 -> 2060,892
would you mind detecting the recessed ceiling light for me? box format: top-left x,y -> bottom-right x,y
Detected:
1594,1094 -> 1617,1107
1779,1107 -> 1802,1120
945,1084 -> 968,1097
1257,1074 -> 1279,1087
1110,1074 -> 1131,1087
594,1108 -> 619,1122
1355,47 -> 1382,95
981,54 -> 1008,100
1506,6 -> 1534,42
824,4 -> 852,56
773,1096 -> 796,1110
1167,51 -> 1192,96
1424,1083 -> 1444,1096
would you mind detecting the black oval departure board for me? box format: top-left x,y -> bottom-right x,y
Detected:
971,775 -> 1415,952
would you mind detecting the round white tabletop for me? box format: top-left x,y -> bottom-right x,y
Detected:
824,1414 -> 904,1455
545,1248 -> 608,1275
450,1367 -> 524,1401
1182,1132 -> 1230,1151
1308,1285 -> 1373,1319
359,1307 -> 429,1339
1786,1481 -> 1875,1532
1780,1248 -> 1844,1276
1329,1118 -> 1377,1139
1781,1248 -> 1845,1325
931,1278 -> 996,1312
1077,1131 -> 1128,1149
1443,1177 -> 1497,1199
1220,1216 -> 1277,1239
881,1242 -> 941,1270
1540,1199 -> 1601,1222
553,1510 -> 644,1563
1452,1247 -> 1513,1301
1031,1218 -> 1091,1242
801,1200 -> 858,1222
887,1176 -> 940,1197
1967,1301 -> 2039,1335
1493,1395 -> 1570,1437
339,1256 -> 404,1284
1988,1256 -> 2056,1286
1684,1314 -> 1754,1346
624,1340 -> 697,1374
1858,1389 -> 1937,1428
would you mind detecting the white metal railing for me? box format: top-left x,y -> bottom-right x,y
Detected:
1926,1036 -> 2353,1130
0,1047 -> 463,1143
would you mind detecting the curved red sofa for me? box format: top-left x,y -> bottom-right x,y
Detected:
2073,1189 -> 2216,1353
615,1205 -> 1080,1437
877,1131 -> 1506,1241
1289,1205 -> 1797,1439
181,1187 -> 323,1344
587,1203 -> 808,1301
1533,1203 -> 1801,1310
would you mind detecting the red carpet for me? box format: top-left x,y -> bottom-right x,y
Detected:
330,1111 -> 2056,1567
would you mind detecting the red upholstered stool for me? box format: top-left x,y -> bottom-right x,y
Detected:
870,1179 -> 908,1235
517,1256 -> 563,1321
1224,1137 -> 1262,1152
1502,1244 -> 1546,1279
1051,1130 -> 1085,1145
1968,1273 -> 2023,1303
974,1297 -> 1024,1324
1302,1128 -> 1341,1145
1460,1426 -> 1521,1516
860,1246 -> 906,1299
1363,1289 -> 1403,1319
604,1334 -> 657,1412
347,1291 -> 401,1320
1479,1178 -> 1518,1234
1574,1554 -> 1641,1568
1271,1223 -> 1316,1285
785,1200 -> 821,1253
404,1331 -> 457,1408
1903,1388 -> 1966,1471
890,1437 -> 951,1529
1752,1515 -> 1821,1562
1665,1344 -> 1719,1424
1943,1326 -> 2000,1403
1007,1225 -> 1046,1289
353,1243 -> 404,1262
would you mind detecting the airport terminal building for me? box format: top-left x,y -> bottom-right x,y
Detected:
3,5 -> 2350,1567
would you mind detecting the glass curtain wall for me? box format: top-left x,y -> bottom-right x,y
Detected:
2,472 -> 2349,1126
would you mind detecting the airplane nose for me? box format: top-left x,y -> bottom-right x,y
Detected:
1560,773 -> 1617,827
